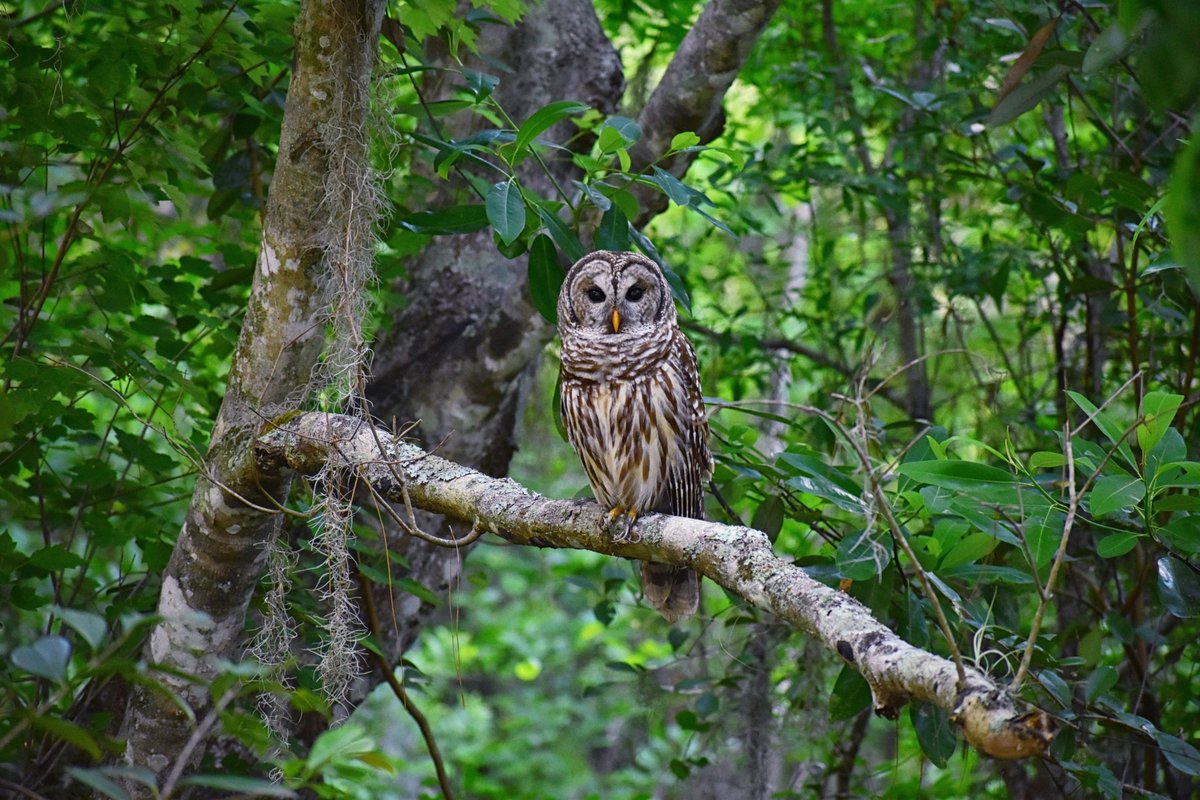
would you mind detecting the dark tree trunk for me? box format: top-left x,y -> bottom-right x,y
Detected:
365,0 -> 786,671
366,0 -> 625,662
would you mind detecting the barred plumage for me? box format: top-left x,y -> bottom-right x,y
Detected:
557,251 -> 712,623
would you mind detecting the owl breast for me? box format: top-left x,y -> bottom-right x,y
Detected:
562,367 -> 685,514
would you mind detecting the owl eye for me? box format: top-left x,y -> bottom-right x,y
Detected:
625,286 -> 645,302
586,287 -> 606,303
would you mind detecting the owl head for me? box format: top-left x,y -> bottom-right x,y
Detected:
557,251 -> 674,336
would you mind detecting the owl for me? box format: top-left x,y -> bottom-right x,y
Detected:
557,250 -> 713,623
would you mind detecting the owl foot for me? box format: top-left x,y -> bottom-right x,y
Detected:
606,508 -> 641,543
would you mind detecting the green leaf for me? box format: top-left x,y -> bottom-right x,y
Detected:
394,577 -> 440,606
939,531 -> 998,570
574,180 -> 611,211
393,99 -> 472,117
750,495 -> 785,541
1038,668 -> 1072,708
534,205 -> 585,263
55,607 -> 108,650
399,204 -> 489,235
595,128 -> 624,153
616,147 -> 631,172
695,691 -> 719,717
513,100 -> 590,162
1097,532 -> 1140,558
1082,21 -> 1133,75
1030,451 -> 1066,469
178,775 -> 298,796
1137,391 -> 1183,456
29,544 -> 84,571
988,63 -> 1073,126
67,768 -> 132,800
463,68 -> 499,101
11,635 -> 71,683
527,234 -> 564,324
1160,515 -> 1200,555
1084,665 -> 1118,703
593,599 -> 616,625
836,531 -> 887,581
307,723 -> 376,772
594,205 -> 630,252
1065,391 -> 1138,472
598,118 -> 641,153
830,666 -> 871,721
1158,556 -> 1200,618
669,131 -> 701,151
942,564 -> 1035,585
650,165 -> 694,206
1088,474 -> 1145,517
1152,731 -> 1200,776
777,453 -> 865,513
1025,515 -> 1061,569
897,460 -> 1016,491
911,702 -> 956,768
1147,428 -> 1187,483
514,658 -> 541,680
34,715 -> 103,760
486,180 -> 526,245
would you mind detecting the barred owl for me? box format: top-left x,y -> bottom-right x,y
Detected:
557,250 -> 712,623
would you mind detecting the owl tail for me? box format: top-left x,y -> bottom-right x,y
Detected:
640,562 -> 699,623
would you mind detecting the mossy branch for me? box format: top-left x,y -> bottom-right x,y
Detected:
255,412 -> 1057,762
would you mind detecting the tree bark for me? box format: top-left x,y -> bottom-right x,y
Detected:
115,0 -> 386,790
256,411 -> 1058,763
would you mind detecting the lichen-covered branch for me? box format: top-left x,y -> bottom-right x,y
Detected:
255,412 -> 1056,762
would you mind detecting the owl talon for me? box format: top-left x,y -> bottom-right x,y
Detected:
604,507 -> 641,543
624,510 -> 640,542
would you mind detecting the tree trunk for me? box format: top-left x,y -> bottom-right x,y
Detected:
116,0 -> 386,790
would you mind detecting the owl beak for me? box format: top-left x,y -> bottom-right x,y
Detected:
611,308 -> 621,333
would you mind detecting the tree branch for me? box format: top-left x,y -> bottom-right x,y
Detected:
255,412 -> 1056,762
628,0 -> 783,225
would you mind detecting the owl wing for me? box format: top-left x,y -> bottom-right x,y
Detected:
656,329 -> 712,520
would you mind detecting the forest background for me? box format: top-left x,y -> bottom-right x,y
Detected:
3,0 -> 1200,798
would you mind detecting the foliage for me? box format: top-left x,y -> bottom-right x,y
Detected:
2,0 -> 1200,798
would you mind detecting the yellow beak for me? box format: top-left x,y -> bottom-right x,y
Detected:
611,308 -> 620,333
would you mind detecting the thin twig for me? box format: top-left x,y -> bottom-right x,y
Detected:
0,777 -> 52,800
1009,373 -> 1142,691
160,685 -> 240,799
356,568 -> 455,800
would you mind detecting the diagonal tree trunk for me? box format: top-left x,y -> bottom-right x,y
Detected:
629,0 -> 783,226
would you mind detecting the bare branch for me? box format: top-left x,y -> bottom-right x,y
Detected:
256,412 -> 1057,762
